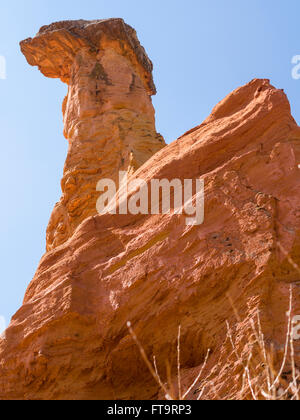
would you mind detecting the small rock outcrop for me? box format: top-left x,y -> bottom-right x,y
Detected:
0,20 -> 299,400
20,19 -> 165,251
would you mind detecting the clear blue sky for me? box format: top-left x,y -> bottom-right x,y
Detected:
0,0 -> 300,332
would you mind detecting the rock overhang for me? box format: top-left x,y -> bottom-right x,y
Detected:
20,18 -> 156,94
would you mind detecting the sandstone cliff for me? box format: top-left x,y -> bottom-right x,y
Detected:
0,20 -> 299,400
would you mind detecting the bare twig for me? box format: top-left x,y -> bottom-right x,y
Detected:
127,321 -> 173,400
177,326 -> 182,400
182,349 -> 211,400
288,286 -> 299,401
226,321 -> 241,361
270,286 -> 293,391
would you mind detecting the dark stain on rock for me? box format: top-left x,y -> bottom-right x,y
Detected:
129,73 -> 136,92
90,62 -> 113,85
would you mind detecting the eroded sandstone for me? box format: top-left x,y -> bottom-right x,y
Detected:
0,20 -> 299,400
21,19 -> 165,251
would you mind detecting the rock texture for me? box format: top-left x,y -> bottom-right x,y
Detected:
0,21 -> 300,400
20,19 -> 165,251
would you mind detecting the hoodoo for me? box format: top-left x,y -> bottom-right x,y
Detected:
20,19 -> 165,251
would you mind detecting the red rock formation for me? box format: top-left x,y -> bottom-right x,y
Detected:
20,19 -> 165,251
0,20 -> 299,400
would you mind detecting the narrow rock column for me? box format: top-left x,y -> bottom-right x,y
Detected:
20,19 -> 165,251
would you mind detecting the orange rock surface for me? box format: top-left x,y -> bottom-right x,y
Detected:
20,19 -> 165,251
0,20 -> 299,400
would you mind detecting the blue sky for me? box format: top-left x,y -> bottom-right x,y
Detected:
0,0 -> 300,332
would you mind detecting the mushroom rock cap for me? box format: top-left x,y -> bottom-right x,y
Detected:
20,18 -> 156,94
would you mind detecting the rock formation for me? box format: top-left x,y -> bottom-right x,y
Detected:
20,19 -> 165,251
0,20 -> 299,400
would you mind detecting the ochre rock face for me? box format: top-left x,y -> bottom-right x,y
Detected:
0,21 -> 300,400
20,19 -> 165,251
